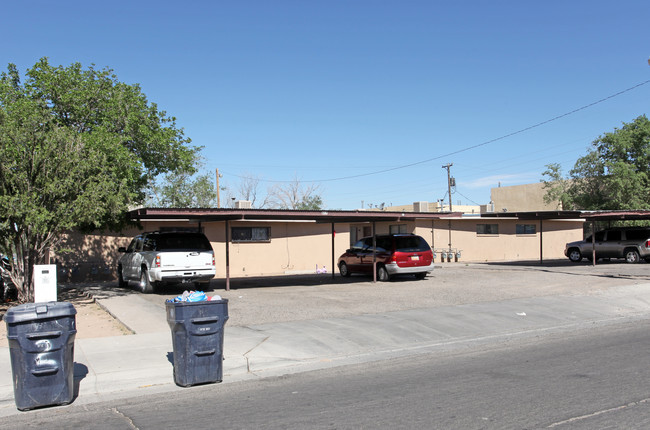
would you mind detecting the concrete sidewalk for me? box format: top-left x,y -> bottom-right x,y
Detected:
2,282 -> 650,416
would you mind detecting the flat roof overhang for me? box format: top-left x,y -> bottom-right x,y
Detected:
126,208 -> 463,223
482,210 -> 650,222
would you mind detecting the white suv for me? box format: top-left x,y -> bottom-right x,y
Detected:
117,231 -> 216,293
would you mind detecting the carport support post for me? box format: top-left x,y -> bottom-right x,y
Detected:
372,221 -> 377,283
539,218 -> 543,264
591,220 -> 596,266
331,223 -> 336,280
225,220 -> 231,291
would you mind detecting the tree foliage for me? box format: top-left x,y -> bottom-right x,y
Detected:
223,174 -> 323,210
266,177 -> 323,210
543,115 -> 650,211
147,170 -> 217,208
0,58 -> 199,302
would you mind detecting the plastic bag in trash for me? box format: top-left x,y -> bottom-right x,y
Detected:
187,291 -> 207,302
168,290 -> 208,303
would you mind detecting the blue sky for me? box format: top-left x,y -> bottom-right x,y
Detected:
3,1 -> 650,209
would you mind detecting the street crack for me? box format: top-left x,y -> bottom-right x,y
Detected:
111,407 -> 139,430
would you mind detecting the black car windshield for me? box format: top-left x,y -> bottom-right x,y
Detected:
394,236 -> 430,252
152,234 -> 212,251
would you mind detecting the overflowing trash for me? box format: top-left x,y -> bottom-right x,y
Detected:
167,291 -> 222,303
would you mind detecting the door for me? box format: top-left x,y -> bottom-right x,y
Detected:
345,239 -> 367,272
123,236 -> 143,280
601,230 -> 621,258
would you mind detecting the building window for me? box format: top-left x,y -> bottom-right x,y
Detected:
516,224 -> 537,235
476,224 -> 499,235
390,224 -> 407,234
232,227 -> 271,242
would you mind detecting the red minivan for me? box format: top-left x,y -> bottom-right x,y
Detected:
338,234 -> 434,281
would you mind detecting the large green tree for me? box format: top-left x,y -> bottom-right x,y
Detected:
147,170 -> 217,208
0,58 -> 199,302
543,115 -> 650,211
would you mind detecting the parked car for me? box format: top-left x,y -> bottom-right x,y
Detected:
564,227 -> 650,264
338,234 -> 434,281
117,231 -> 216,293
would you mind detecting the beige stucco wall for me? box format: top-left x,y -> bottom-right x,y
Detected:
413,218 -> 583,262
53,217 -> 585,282
491,182 -> 560,212
208,221 -> 351,277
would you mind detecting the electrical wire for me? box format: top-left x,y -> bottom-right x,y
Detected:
222,79 -> 650,184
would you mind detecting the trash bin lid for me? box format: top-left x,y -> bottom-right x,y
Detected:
4,301 -> 77,324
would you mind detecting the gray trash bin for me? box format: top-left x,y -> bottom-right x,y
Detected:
166,299 -> 228,387
4,301 -> 77,411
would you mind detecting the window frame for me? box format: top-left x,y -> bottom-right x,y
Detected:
516,224 -> 537,235
231,226 -> 271,243
476,224 -> 499,236
389,224 -> 407,234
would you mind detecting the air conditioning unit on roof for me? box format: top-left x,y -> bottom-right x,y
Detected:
413,201 -> 429,212
235,200 -> 252,209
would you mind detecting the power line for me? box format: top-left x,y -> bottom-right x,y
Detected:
222,79 -> 650,184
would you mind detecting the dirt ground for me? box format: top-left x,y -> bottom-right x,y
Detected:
3,260 -> 650,348
0,287 -> 131,348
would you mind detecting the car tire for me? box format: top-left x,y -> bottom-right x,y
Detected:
625,248 -> 640,264
339,262 -> 351,277
117,266 -> 128,288
377,265 -> 390,282
139,268 -> 154,293
415,272 -> 426,280
567,248 -> 582,263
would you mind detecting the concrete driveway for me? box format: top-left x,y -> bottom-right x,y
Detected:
133,260 -> 650,327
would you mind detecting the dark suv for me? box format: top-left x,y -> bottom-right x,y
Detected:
564,227 -> 650,264
338,234 -> 434,281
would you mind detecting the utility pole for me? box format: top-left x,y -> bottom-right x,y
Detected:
442,163 -> 454,253
442,163 -> 453,211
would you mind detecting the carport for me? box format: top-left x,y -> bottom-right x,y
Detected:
126,208 -> 461,289
483,210 -> 650,265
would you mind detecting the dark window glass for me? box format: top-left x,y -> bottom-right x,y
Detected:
231,227 -> 271,242
154,233 -> 212,251
394,236 -> 430,252
477,224 -> 499,235
625,229 -> 650,240
516,224 -> 536,235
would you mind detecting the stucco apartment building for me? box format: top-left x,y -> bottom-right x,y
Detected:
54,182 -> 585,282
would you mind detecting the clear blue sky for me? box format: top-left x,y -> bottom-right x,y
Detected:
3,1 -> 650,210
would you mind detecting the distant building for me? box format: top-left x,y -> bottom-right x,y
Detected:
490,182 -> 560,213
385,201 -> 482,214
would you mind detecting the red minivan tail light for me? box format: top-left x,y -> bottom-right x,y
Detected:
155,255 -> 161,268
646,239 -> 650,249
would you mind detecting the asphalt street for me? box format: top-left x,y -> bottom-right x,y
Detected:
4,260 -> 650,427
4,318 -> 650,429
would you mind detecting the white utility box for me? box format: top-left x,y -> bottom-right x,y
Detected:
33,264 -> 57,302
